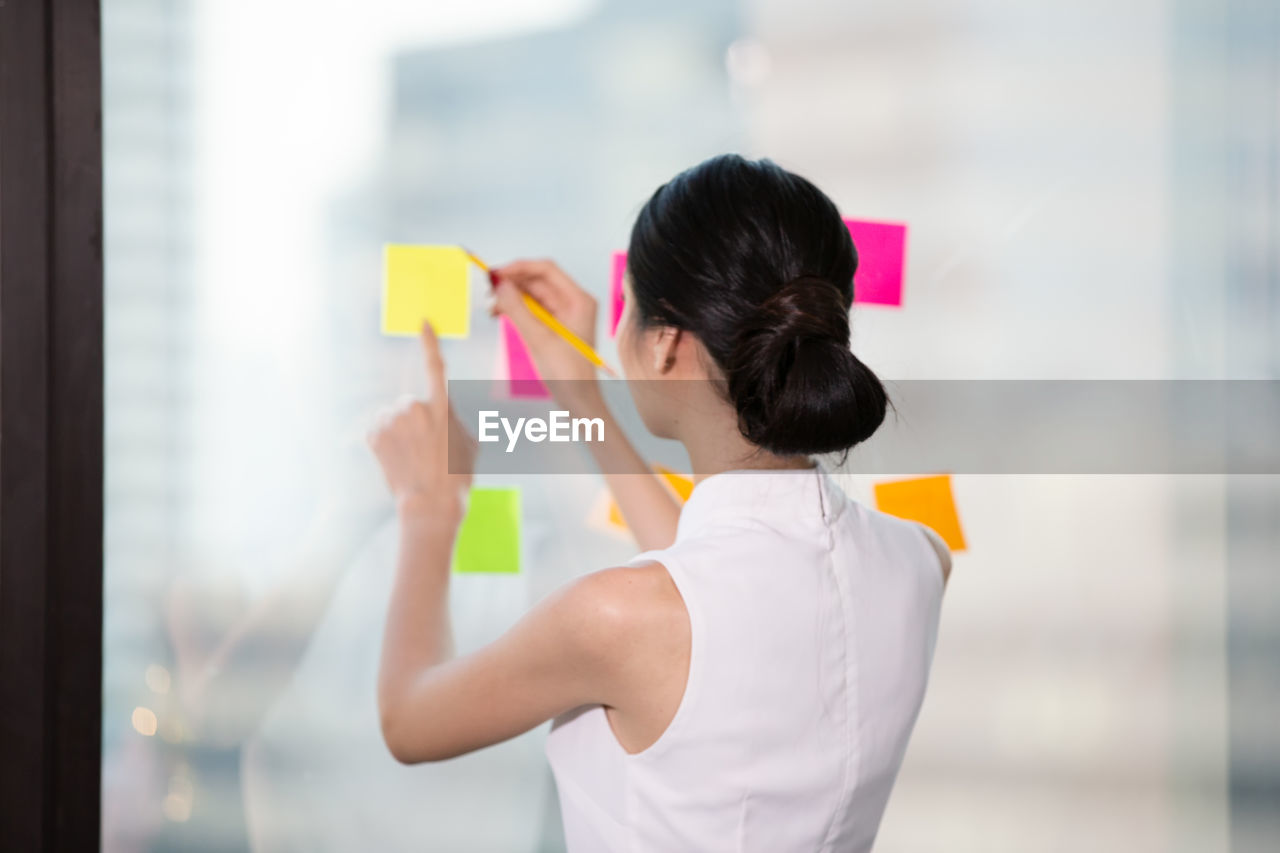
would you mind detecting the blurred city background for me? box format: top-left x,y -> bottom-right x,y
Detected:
102,0 -> 1278,850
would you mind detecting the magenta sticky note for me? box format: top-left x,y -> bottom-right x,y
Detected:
487,338 -> 508,401
501,316 -> 550,399
844,218 -> 906,307
609,251 -> 627,337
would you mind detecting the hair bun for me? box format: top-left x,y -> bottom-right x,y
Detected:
726,275 -> 888,456
751,275 -> 849,336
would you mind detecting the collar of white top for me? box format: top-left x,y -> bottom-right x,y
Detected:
674,463 -> 842,541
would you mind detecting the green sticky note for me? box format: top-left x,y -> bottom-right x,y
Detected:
453,487 -> 521,573
382,244 -> 470,337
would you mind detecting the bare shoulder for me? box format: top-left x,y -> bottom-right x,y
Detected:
559,562 -> 688,640
553,562 -> 690,704
916,523 -> 953,585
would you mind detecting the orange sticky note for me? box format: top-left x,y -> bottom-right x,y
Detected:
607,465 -> 694,531
873,474 -> 966,551
653,464 -> 695,501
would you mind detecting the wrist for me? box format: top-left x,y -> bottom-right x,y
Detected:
396,491 -> 465,528
560,383 -> 609,420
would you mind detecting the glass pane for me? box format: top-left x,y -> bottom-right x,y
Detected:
102,1 -> 1276,851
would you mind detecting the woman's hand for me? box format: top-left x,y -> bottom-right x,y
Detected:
367,321 -> 476,521
491,258 -> 603,409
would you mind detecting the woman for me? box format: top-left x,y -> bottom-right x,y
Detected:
368,154 -> 951,852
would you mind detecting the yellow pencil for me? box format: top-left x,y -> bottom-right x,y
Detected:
465,248 -> 618,378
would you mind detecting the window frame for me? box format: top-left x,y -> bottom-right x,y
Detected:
0,0 -> 104,849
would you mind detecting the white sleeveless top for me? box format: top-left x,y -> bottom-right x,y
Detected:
545,466 -> 945,852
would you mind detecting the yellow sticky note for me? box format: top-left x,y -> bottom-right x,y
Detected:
382,244 -> 470,337
873,474 -> 967,551
453,487 -> 521,573
607,465 -> 694,531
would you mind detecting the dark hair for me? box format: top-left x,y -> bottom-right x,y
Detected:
627,154 -> 889,456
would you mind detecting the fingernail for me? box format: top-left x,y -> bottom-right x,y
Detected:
488,270 -> 500,288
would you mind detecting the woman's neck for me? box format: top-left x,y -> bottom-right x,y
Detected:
677,398 -> 814,484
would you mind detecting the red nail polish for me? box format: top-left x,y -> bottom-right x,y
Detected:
488,270 -> 500,288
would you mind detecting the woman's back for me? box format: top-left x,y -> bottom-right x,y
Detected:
368,155 -> 945,852
546,467 -> 945,852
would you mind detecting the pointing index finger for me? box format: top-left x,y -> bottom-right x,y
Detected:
419,320 -> 448,418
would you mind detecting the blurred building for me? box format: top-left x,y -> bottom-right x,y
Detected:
322,0 -> 745,424
103,1 -> 249,849
98,1 -> 1277,851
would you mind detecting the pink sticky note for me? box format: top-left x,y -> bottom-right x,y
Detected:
609,251 -> 627,337
501,316 -> 550,399
488,337 -> 508,401
844,218 -> 906,307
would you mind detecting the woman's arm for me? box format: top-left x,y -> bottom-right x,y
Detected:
559,391 -> 684,552
376,498 -> 459,757
369,322 -> 676,762
378,535 -> 652,763
492,260 -> 681,550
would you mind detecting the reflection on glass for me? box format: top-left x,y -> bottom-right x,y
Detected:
104,1 -> 1274,851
